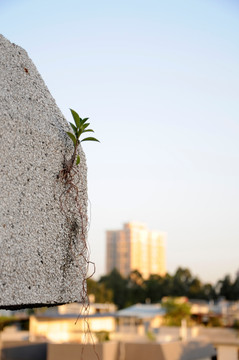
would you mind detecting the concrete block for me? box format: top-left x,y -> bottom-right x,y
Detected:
0,34 -> 88,309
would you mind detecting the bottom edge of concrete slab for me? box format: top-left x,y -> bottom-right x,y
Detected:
0,302 -> 74,310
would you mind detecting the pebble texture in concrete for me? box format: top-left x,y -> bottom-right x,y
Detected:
0,34 -> 88,309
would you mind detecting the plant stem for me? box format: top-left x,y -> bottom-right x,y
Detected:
64,141 -> 79,174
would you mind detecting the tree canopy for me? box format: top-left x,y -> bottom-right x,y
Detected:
87,267 -> 239,309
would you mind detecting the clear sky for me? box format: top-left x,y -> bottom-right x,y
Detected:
1,0 -> 239,284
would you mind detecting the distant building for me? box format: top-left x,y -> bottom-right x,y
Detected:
29,303 -> 117,343
106,222 -> 166,279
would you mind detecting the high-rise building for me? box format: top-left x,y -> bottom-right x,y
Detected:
106,222 -> 166,279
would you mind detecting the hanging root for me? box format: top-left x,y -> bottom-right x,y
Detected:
56,109 -> 100,358
57,158 -> 100,359
58,156 -> 92,273
58,155 -> 97,342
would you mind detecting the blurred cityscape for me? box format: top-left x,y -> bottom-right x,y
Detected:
1,222 -> 239,360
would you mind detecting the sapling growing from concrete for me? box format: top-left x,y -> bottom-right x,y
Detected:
59,108 -> 99,202
58,109 -> 100,347
64,109 -> 99,175
58,108 -> 99,283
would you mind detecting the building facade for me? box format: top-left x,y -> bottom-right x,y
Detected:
106,222 -> 166,279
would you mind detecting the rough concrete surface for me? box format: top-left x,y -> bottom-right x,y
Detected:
0,34 -> 88,309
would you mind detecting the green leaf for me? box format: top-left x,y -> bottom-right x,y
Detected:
83,129 -> 94,133
76,128 -> 82,138
81,123 -> 90,131
66,132 -> 77,146
82,117 -> 89,124
70,109 -> 81,128
81,137 -> 100,143
76,155 -> 80,165
69,122 -> 77,135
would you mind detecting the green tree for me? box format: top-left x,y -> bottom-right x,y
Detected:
201,283 -> 216,300
218,275 -> 233,300
188,277 -> 203,299
145,274 -> 166,302
232,275 -> 239,300
87,278 -> 113,303
99,269 -> 128,309
171,267 -> 193,296
161,273 -> 174,297
126,270 -> 146,306
162,298 -> 191,326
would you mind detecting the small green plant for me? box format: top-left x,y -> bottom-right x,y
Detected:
63,109 -> 99,176
146,330 -> 156,342
94,331 -> 110,343
58,108 -> 99,280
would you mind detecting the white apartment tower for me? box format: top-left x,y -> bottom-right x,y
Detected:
106,222 -> 166,279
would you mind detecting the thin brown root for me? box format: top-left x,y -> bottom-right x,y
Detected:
57,157 -> 99,359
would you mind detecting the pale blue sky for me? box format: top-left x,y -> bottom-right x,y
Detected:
1,0 -> 239,283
